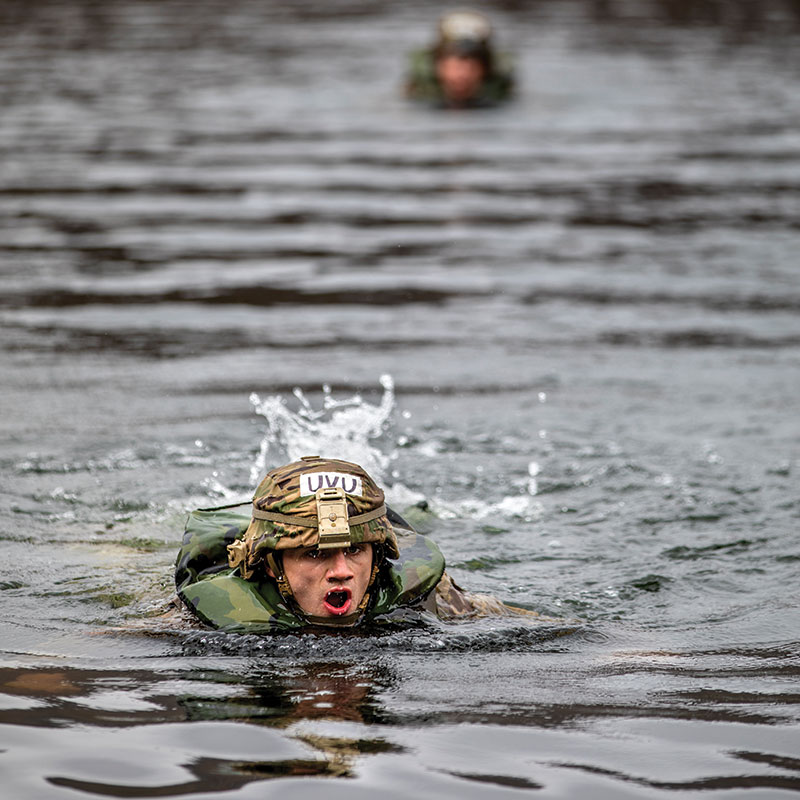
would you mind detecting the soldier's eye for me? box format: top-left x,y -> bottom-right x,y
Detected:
306,548 -> 325,560
345,545 -> 364,556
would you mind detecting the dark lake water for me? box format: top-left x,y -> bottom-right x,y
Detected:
2,1 -> 800,797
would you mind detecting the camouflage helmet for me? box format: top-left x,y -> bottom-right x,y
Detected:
439,10 -> 492,43
227,455 -> 398,580
436,10 -> 493,59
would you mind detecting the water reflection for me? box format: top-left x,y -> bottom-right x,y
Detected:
50,758 -> 339,798
0,661 -> 396,726
180,661 -> 395,726
0,662 -> 399,794
2,633 -> 800,796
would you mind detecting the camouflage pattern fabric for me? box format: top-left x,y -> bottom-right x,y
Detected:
431,572 -> 547,621
175,505 -> 445,634
405,48 -> 514,108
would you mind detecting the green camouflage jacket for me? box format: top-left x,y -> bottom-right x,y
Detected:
175,505 -> 446,634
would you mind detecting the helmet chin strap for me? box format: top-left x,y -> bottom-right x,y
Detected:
266,547 -> 383,628
265,552 -> 293,600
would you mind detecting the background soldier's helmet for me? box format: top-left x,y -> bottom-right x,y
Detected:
436,10 -> 493,59
227,455 -> 398,580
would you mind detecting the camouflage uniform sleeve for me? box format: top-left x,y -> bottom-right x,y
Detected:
405,48 -> 442,103
431,572 -> 544,620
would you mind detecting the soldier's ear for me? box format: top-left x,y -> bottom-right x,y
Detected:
264,552 -> 281,581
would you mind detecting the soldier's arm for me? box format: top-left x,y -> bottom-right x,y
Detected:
428,572 -> 541,620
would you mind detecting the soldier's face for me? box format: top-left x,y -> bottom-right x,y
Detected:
436,54 -> 485,103
274,543 -> 374,619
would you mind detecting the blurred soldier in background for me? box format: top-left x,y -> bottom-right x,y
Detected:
406,9 -> 514,108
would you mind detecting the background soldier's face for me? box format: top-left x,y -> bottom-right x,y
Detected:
436,55 -> 485,102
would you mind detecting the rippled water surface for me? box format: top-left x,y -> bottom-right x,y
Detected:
2,1 -> 800,797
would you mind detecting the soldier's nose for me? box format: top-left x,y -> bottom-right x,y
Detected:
326,550 -> 353,580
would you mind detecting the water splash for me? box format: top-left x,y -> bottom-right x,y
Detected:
432,493 -> 544,523
201,470 -> 249,504
248,374 -> 397,487
205,375 -> 542,521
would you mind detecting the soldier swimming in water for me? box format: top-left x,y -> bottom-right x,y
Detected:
405,10 -> 514,109
176,455 -> 542,633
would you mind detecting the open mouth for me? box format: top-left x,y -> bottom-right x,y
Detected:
323,587 -> 353,616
